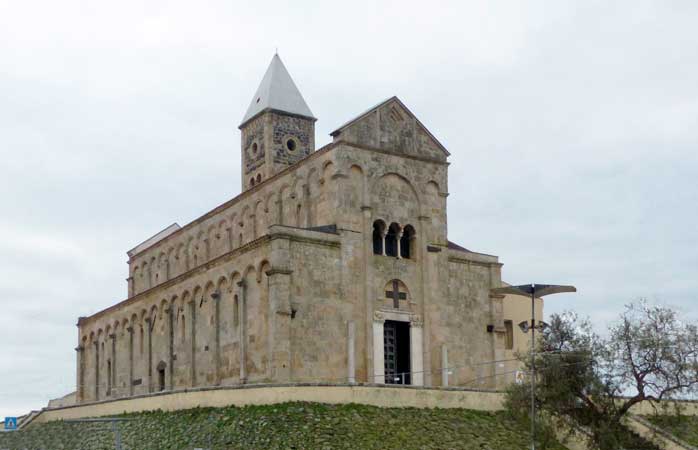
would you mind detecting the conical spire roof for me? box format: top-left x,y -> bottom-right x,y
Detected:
240,54 -> 315,127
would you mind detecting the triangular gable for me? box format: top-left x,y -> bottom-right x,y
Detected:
330,96 -> 450,160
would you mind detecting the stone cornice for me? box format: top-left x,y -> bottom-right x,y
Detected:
268,225 -> 341,249
266,268 -> 293,276
447,255 -> 502,268
333,139 -> 450,167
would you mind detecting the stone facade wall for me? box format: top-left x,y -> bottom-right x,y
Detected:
76,97 -> 518,406
240,111 -> 316,191
240,113 -> 267,179
270,112 -> 315,169
78,142 -> 339,403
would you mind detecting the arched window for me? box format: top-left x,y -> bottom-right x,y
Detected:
372,220 -> 386,255
385,223 -> 400,257
233,294 -> 239,328
256,173 -> 262,184
250,177 -> 255,187
400,225 -> 416,259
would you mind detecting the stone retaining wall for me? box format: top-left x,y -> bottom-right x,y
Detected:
30,384 -> 505,426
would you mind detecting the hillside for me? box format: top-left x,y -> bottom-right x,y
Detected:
0,402 -> 570,450
645,414 -> 698,447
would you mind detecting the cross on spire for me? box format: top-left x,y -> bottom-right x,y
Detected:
385,279 -> 408,309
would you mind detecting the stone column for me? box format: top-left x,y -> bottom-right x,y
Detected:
75,346 -> 84,403
410,317 -> 424,386
396,226 -> 404,259
441,344 -> 449,387
189,300 -> 197,387
109,333 -> 116,396
347,321 -> 356,384
275,199 -> 283,226
167,306 -> 174,390
372,312 -> 384,384
212,291 -> 221,386
238,280 -> 247,383
127,326 -> 134,396
127,277 -> 134,298
380,229 -> 387,256
418,214 -> 432,386
93,341 -> 100,401
362,206 -> 374,381
145,317 -> 152,393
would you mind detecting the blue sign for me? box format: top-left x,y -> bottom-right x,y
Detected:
4,417 -> 17,430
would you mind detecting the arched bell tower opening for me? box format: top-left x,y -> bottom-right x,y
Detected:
239,54 -> 316,192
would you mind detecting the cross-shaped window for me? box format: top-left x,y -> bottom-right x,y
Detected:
385,279 -> 408,309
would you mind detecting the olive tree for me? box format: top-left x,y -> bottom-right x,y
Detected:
507,300 -> 698,450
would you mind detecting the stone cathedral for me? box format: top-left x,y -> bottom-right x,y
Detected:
73,55 -> 536,404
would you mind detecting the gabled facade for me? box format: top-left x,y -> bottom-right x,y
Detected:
74,55 -> 524,404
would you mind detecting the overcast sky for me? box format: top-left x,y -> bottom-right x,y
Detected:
1,0 -> 697,418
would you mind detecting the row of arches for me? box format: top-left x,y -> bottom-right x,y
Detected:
85,259 -> 271,346
130,160 -> 337,296
372,220 -> 416,259
79,259 -> 271,402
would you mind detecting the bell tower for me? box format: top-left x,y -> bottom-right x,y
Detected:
239,54 -> 316,191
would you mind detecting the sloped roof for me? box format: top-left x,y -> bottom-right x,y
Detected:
447,240 -> 471,252
240,54 -> 315,127
127,223 -> 181,258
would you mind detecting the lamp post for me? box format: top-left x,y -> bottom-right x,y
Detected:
491,284 -> 576,450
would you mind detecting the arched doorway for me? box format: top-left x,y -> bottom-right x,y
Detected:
156,361 -> 167,392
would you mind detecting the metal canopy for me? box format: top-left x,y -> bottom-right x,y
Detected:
490,284 -> 576,298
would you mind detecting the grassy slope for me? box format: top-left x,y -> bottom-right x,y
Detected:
0,402 -> 570,450
645,415 -> 698,446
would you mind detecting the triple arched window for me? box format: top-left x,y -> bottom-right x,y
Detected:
372,220 -> 416,259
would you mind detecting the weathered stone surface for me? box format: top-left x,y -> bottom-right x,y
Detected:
73,61 -> 532,407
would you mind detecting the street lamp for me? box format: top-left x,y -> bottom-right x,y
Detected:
491,284 -> 576,450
